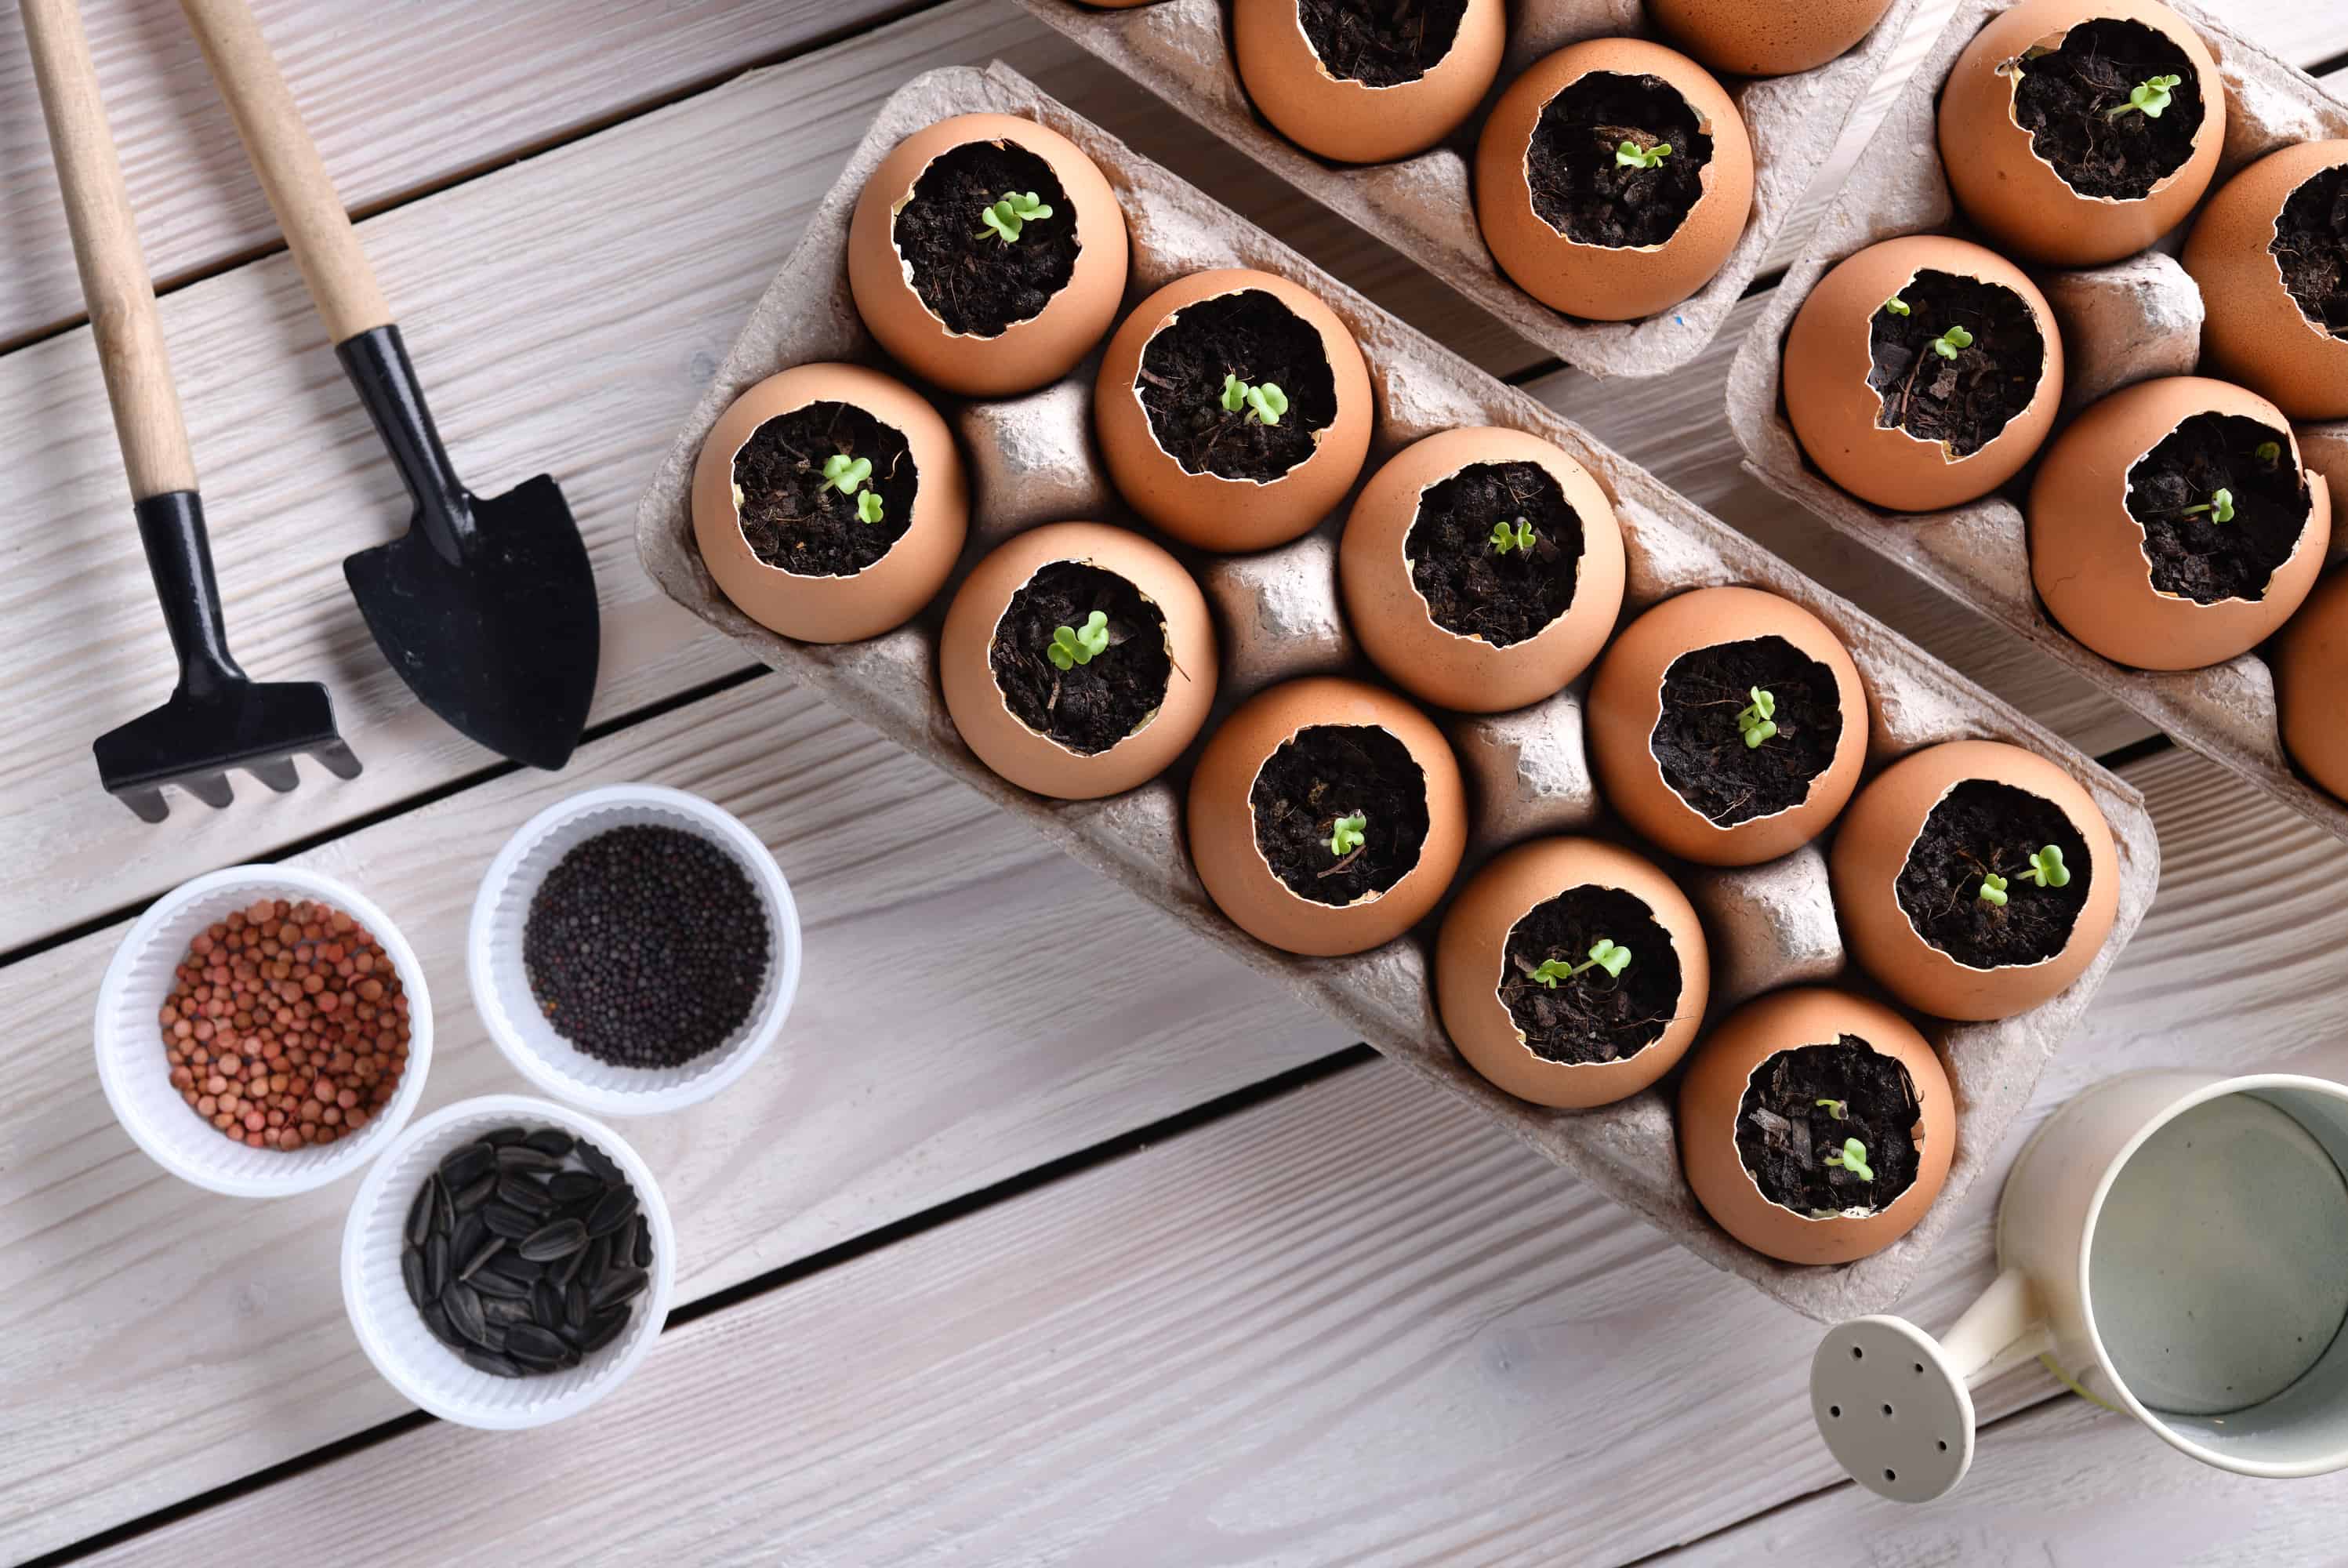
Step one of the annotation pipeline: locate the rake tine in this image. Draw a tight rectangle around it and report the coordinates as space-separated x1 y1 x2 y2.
310 739 365 780
248 756 301 793
180 771 236 810
114 786 172 824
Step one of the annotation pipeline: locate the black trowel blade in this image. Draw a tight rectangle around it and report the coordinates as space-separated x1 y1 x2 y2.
344 474 598 771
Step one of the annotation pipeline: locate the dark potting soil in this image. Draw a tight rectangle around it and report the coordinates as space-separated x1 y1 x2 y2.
1867 270 2045 458
1526 71 1712 249
1405 460 1587 648
2127 412 2313 605
1136 289 1340 483
2010 19 2204 201
1652 637 1845 828
987 561 1173 755
733 402 915 578
1499 885 1682 1065
1250 724 1431 906
524 825 770 1069
1734 1037 1924 1216
1296 0 1470 88
2274 164 2348 339
1895 779 2091 970
892 138 1080 337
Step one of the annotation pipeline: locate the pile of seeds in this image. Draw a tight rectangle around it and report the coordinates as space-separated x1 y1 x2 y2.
402 1125 654 1379
159 898 412 1150
522 824 769 1070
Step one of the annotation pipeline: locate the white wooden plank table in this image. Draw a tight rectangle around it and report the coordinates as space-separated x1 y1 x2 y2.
2 2 2344 1563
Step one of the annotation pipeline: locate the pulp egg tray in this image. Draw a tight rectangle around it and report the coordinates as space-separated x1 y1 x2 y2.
1012 0 1922 379
636 64 2157 1320
1729 0 2348 846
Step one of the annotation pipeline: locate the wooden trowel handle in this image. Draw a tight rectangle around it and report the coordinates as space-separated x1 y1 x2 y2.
21 0 198 499
178 0 391 344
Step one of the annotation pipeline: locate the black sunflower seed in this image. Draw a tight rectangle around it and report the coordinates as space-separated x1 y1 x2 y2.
576 1139 620 1185
484 1294 534 1326
482 1125 528 1146
451 1212 487 1261
401 1247 426 1310
438 1142 495 1189
548 1171 604 1204
497 1174 554 1214
585 1234 614 1286
579 1307 630 1353
423 1231 450 1298
506 1323 570 1368
459 1236 506 1282
564 1278 588 1332
519 1218 587 1261
454 1173 498 1212
442 1281 492 1348
633 1222 653 1269
482 1203 538 1240
496 1144 561 1172
555 1240 589 1290
422 1301 463 1350
486 1247 541 1282
463 1348 524 1378
586 1185 637 1238
533 1278 564 1327
431 1174 455 1236
590 1266 648 1312
524 1127 576 1157
405 1182 434 1249
470 1265 532 1301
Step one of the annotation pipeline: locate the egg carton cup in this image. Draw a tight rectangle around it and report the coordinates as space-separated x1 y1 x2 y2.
1727 0 2348 847
468 785 803 1117
635 64 2158 1322
95 865 434 1198
342 1094 677 1428
1011 0 1920 378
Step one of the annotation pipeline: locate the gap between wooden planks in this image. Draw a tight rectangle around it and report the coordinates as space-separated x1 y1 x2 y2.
71 742 2348 1568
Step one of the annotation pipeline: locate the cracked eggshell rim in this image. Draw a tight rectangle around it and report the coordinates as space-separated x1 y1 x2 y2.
1232 0 1507 165
2277 568 2348 805
847 112 1130 396
2183 140 2348 423
939 521 1220 799
1186 676 1468 956
1678 987 1955 1266
1827 739 2118 1022
1782 234 2064 513
1435 837 1709 1109
1472 37 1754 322
1936 0 2222 267
1094 268 1374 551
1587 586 1867 866
2028 376 2330 671
1340 426 1626 714
1647 0 1900 77
690 363 967 644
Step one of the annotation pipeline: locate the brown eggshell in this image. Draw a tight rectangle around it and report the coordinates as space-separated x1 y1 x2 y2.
939 523 1220 800
1473 38 1754 321
1339 427 1627 713
1829 740 2119 1021
847 114 1129 397
690 363 967 644
1095 269 1374 552
1936 0 2222 267
1587 586 1867 866
1187 677 1468 956
2277 569 2348 805
2029 376 2331 670
1647 0 1897 76
1783 234 2064 512
1436 837 1710 1109
1233 0 1506 165
1678 988 1954 1265
2183 141 2348 423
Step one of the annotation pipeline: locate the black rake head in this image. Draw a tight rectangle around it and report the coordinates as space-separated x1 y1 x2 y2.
93 677 362 823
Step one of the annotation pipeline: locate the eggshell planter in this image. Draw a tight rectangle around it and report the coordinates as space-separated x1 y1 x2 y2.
1436 837 1709 1109
2277 570 2348 803
1015 0 1922 378
1232 0 1507 165
1728 0 2348 848
1648 0 1900 78
1338 426 1625 713
637 65 2157 1322
1936 0 2223 267
2183 140 2348 422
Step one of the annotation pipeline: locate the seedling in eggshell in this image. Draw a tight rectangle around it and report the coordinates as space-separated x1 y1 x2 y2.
1930 325 1975 361
1824 1137 1874 1181
1816 1098 1848 1121
1490 517 1537 555
1976 872 2009 907
855 490 885 524
822 453 873 495
1530 938 1632 988
2106 74 2182 120
1882 295 1912 318
2023 844 2070 888
1047 611 1110 671
1220 374 1287 427
1615 140 1672 169
2255 441 2284 466
1737 687 1777 750
977 191 1053 243
1328 811 1367 858
2181 487 2236 523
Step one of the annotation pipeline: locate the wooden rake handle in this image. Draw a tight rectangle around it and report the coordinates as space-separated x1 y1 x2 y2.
178 0 391 344
21 0 198 499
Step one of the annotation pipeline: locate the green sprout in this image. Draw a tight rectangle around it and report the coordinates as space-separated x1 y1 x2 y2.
1220 372 1249 414
2106 74 2183 120
1883 294 1912 318
1824 1137 1874 1181
821 453 873 495
855 489 885 524
1530 938 1632 988
1047 610 1110 671
1328 811 1367 858
2023 844 2070 888
1977 872 2009 908
2181 487 2236 523
1219 375 1289 426
1615 140 1673 169
1816 1098 1848 1120
1490 517 1537 555
1931 324 1976 361
1737 686 1778 750
977 190 1053 242
2255 440 2284 465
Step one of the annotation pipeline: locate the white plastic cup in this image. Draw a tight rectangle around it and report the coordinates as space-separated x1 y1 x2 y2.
468 784 800 1116
95 866 434 1197
342 1094 677 1428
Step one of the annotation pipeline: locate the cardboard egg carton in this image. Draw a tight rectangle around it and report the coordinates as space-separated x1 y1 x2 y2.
1728 0 2348 845
636 65 2157 1321
1011 0 1922 378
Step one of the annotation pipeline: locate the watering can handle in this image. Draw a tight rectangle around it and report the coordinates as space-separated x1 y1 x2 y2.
178 0 393 345
21 0 199 500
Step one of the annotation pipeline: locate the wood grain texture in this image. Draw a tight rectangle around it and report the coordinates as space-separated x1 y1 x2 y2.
83 744 2348 1568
